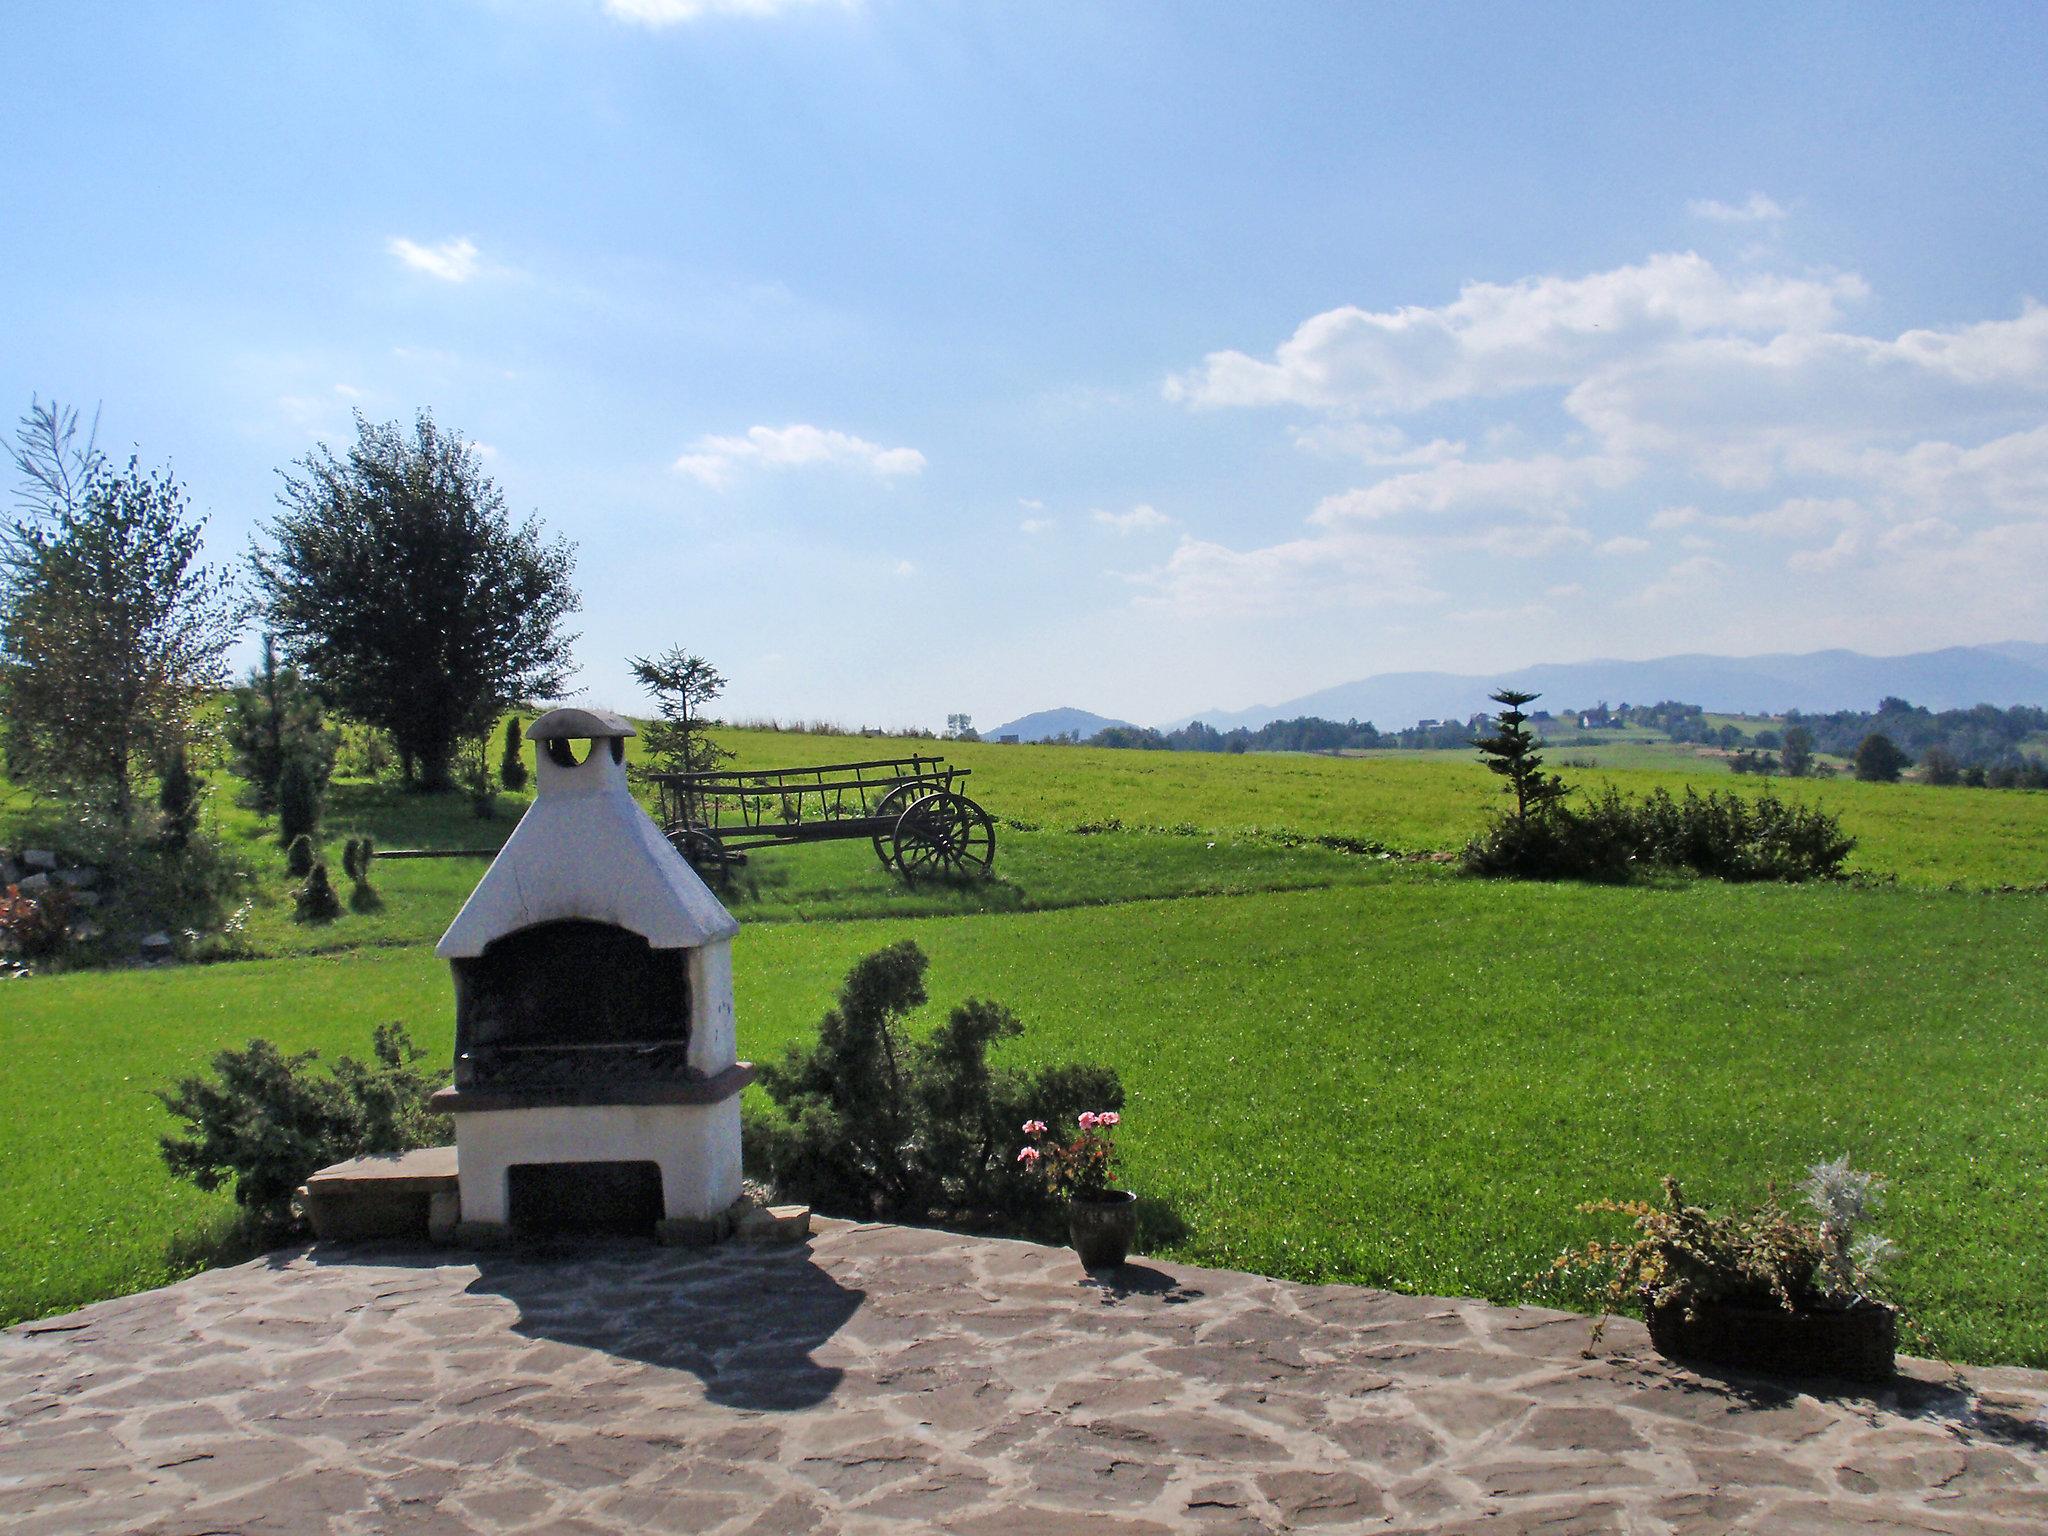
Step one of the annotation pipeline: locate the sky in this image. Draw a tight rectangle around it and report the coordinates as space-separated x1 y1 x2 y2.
4 2 2045 730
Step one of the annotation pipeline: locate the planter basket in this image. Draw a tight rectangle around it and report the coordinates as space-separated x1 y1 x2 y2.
1067 1191 1138 1269
1646 1295 1897 1383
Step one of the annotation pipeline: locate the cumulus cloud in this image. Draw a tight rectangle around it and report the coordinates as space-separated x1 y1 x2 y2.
387 236 481 283
1164 252 1861 412
1141 251 2047 632
1688 193 1789 224
1093 504 1173 534
673 423 926 488
605 0 850 23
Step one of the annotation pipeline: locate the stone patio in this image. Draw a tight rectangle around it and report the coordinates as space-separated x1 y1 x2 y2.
4 1220 2046 1534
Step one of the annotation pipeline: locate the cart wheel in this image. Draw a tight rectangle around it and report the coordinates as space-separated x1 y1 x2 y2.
668 823 730 883
870 780 937 868
892 791 996 881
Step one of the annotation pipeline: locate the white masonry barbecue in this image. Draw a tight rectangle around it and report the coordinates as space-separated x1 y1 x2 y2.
429 707 753 1241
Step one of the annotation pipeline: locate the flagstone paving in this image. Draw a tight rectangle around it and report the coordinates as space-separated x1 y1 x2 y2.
4 1218 2046 1533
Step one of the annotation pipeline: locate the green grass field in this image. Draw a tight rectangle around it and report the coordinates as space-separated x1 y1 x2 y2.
6 878 2044 1364
3 723 2045 1365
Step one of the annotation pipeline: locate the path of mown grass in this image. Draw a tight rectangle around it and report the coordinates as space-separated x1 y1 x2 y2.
7 876 2044 1367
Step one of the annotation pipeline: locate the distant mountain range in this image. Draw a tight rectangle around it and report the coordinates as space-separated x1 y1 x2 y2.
984 706 1138 742
1105 643 2048 736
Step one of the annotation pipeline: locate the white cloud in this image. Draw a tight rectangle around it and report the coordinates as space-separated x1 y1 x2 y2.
604 0 850 23
1132 530 1441 617
1311 454 1633 529
1165 252 1861 412
1688 193 1789 224
673 423 926 488
1649 505 1700 530
387 236 481 283
1598 536 1652 556
892 559 916 577
1291 422 1466 466
1018 517 1054 536
1629 554 1728 606
1545 582 1587 599
1093 504 1173 534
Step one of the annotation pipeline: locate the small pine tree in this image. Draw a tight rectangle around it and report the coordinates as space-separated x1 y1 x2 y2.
285 832 316 878
277 753 324 849
1474 688 1569 824
294 861 342 922
157 741 202 853
628 647 734 779
225 636 334 812
498 715 529 792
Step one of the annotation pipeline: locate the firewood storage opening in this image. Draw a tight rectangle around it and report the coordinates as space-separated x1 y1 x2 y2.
507 1160 665 1236
452 919 692 1091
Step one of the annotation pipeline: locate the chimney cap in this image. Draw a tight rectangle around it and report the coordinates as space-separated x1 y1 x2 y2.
527 707 637 742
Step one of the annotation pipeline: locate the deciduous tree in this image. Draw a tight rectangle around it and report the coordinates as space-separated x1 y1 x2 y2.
253 412 578 792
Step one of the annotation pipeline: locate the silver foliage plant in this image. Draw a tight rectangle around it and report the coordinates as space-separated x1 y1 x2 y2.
1801 1154 1898 1301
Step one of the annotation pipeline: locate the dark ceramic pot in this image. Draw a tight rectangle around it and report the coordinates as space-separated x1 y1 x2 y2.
1645 1294 1897 1382
1067 1190 1138 1269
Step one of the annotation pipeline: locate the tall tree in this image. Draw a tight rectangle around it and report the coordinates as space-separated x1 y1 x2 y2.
1473 688 1568 825
628 647 733 778
1 457 241 825
253 412 579 791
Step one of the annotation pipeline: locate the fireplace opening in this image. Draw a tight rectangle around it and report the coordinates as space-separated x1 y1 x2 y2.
507 1161 664 1236
452 918 691 1089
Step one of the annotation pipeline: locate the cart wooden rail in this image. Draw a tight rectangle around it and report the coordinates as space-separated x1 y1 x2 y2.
647 754 996 881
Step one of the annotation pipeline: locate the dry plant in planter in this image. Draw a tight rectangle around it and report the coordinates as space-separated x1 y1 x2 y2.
1551 1156 1900 1382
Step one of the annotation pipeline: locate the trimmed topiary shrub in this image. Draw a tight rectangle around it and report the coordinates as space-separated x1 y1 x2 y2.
156 1023 448 1232
294 861 342 922
285 832 316 878
499 716 529 792
746 940 1121 1221
277 752 325 849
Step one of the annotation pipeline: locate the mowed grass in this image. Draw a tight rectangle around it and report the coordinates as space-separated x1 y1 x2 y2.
6 876 2045 1366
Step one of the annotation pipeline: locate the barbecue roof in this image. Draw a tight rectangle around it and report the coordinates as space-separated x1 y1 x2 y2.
438 708 736 958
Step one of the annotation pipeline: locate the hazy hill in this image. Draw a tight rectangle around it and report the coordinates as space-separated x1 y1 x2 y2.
985 706 1138 742
1162 643 2048 734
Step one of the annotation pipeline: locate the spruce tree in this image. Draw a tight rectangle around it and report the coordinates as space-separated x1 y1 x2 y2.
1474 689 1568 824
498 715 529 791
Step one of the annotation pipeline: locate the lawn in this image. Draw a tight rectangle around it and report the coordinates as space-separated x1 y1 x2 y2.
6 876 2045 1367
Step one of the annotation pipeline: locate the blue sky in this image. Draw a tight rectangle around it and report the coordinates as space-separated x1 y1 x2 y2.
5 2 2045 729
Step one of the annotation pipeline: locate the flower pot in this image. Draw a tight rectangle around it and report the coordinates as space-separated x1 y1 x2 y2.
1067 1191 1138 1269
1645 1294 1897 1383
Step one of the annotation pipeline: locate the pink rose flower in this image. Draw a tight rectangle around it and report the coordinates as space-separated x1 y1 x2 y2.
1098 1111 1120 1126
1016 1146 1040 1165
1022 1120 1047 1136
1078 1112 1100 1130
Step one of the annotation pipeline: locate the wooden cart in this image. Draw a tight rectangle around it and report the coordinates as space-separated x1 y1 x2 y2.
648 754 997 881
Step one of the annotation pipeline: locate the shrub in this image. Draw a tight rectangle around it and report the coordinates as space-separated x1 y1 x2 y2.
746 940 1122 1220
294 861 341 922
341 836 380 911
156 1023 449 1231
277 753 325 848
285 832 316 878
156 742 201 853
499 716 529 792
1464 785 1853 883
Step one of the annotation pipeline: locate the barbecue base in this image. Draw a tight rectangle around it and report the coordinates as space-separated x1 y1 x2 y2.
442 1085 748 1235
